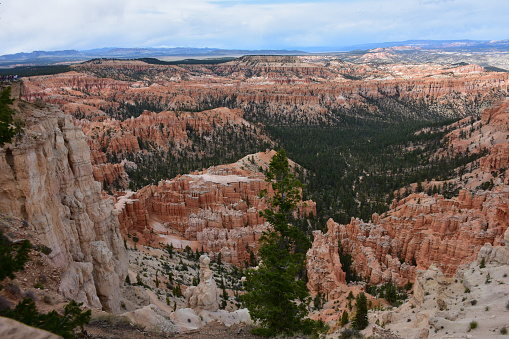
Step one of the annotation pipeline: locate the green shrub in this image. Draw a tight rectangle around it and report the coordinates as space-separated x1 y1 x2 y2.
39 245 52 255
469 321 478 330
339 328 363 339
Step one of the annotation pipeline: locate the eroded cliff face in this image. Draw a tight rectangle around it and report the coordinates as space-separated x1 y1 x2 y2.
0 99 127 313
368 228 509 339
22 58 509 126
307 98 509 297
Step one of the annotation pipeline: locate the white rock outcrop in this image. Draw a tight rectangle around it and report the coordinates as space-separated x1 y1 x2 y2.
184 254 219 311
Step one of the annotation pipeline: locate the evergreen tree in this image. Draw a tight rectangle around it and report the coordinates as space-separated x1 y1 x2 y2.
480 257 486 269
242 149 319 337
352 292 368 330
0 87 20 146
340 310 349 327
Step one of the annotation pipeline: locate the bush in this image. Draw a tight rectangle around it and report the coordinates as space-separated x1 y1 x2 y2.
42 294 53 304
339 328 363 339
469 321 478 330
23 290 38 301
39 245 52 255
4 282 21 296
470 299 477 306
0 296 11 311
500 327 508 335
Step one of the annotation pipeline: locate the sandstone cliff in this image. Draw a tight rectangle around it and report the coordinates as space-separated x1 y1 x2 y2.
0 98 127 313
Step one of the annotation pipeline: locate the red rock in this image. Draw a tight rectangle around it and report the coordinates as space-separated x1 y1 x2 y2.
115 151 316 265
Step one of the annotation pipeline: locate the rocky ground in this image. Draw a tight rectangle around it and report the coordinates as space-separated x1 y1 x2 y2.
0 214 68 314
357 235 509 338
83 321 261 339
120 239 245 313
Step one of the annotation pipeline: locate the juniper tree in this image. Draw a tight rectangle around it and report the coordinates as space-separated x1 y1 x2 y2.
242 149 320 337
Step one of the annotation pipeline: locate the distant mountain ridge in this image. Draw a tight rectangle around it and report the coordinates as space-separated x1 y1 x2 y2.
300 39 509 52
0 47 306 67
2 39 509 67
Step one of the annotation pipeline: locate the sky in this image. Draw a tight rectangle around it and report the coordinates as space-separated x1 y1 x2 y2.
0 0 508 55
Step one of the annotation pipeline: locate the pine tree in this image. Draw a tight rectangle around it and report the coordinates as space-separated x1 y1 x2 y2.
0 87 20 146
242 149 319 337
352 292 368 330
340 310 349 327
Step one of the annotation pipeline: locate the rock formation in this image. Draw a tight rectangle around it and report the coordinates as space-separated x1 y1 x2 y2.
23 58 508 127
115 150 316 265
0 317 62 339
184 255 219 311
307 98 509 297
367 229 509 338
0 97 127 313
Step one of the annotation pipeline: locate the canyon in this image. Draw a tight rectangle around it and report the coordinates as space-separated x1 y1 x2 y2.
2 54 509 337
307 97 509 293
22 57 509 126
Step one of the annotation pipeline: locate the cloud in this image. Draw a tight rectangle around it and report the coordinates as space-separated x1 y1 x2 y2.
0 0 508 54
419 0 454 4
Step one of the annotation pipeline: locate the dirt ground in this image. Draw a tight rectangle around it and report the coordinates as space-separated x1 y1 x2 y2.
82 321 263 339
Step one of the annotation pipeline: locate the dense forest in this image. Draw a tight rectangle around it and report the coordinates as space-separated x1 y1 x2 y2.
122 123 272 190
267 117 484 227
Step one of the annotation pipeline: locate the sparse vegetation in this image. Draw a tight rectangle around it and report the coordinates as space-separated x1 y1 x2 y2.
0 230 31 290
0 298 91 339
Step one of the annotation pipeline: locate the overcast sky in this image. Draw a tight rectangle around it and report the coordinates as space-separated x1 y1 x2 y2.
0 0 508 55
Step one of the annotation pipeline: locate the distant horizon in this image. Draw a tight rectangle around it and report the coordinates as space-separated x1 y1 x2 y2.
1 0 509 55
2 38 508 57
